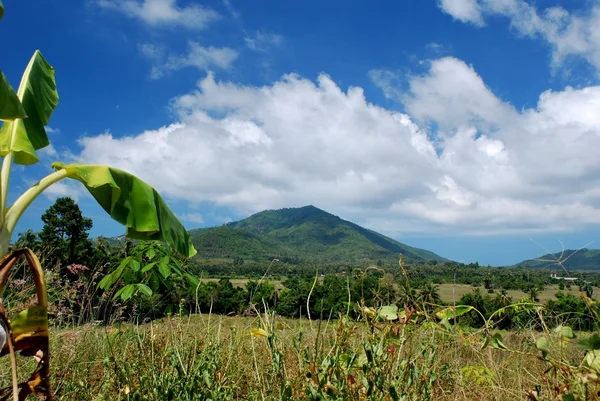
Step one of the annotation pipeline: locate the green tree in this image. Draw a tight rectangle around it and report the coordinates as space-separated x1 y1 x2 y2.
419 282 441 307
528 285 540 302
14 228 40 251
39 197 93 271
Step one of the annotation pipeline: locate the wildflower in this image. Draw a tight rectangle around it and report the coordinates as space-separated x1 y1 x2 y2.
251 327 269 338
66 264 89 275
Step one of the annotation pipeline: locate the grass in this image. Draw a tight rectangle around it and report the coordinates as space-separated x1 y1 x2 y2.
198 279 591 303
0 312 591 400
437 283 599 302
200 278 285 290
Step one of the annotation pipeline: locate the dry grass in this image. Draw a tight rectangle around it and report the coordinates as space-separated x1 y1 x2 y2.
200 278 285 290
0 313 588 400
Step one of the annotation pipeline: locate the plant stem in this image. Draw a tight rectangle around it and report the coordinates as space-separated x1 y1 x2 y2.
0 153 13 228
4 168 69 235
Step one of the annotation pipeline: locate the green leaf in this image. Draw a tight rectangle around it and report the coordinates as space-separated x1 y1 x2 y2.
482 333 508 350
536 337 550 359
185 273 200 288
584 349 600 372
578 334 600 351
146 247 156 260
436 305 475 320
159 255 171 278
136 283 152 297
0 50 58 165
377 305 398 321
554 325 575 339
141 261 157 273
149 273 160 292
98 257 130 289
118 284 136 301
129 259 141 272
171 264 183 275
51 162 196 257
0 70 25 121
0 0 4 21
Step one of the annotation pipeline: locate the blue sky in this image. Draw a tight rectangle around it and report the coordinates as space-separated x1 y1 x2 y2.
2 0 600 266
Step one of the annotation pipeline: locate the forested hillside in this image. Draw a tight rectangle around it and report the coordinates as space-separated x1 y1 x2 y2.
190 205 448 263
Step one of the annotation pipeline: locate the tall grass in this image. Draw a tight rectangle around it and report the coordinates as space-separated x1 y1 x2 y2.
0 308 590 400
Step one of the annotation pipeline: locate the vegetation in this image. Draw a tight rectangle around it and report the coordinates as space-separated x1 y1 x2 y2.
4 247 600 399
3 2 600 400
517 248 600 271
190 205 447 263
0 4 194 398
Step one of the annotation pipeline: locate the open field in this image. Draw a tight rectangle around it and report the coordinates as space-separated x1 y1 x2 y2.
0 313 591 400
199 279 594 304
437 283 600 302
201 277 285 290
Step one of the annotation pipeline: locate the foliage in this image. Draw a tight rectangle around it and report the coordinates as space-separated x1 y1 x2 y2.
98 241 200 318
39 197 93 272
518 247 600 271
190 205 447 263
0 4 195 397
0 6 195 259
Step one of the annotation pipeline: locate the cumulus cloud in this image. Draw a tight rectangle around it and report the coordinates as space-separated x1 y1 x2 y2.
96 0 220 30
41 181 86 202
402 57 517 131
438 0 484 25
72 59 600 236
139 42 238 78
368 69 403 100
437 0 600 73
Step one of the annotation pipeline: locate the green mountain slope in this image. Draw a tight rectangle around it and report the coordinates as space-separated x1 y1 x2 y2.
517 248 600 271
190 205 447 263
190 226 292 259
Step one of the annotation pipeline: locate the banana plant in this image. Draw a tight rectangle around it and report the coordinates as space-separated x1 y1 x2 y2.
0 3 196 399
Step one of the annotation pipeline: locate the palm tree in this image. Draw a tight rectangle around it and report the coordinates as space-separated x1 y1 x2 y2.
528 286 539 302
14 229 40 250
419 282 441 306
94 236 110 258
500 289 512 306
398 281 417 308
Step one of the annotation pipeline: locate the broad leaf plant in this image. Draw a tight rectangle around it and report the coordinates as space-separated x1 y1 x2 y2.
0 2 196 399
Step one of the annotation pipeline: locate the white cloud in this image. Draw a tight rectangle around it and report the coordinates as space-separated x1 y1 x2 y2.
42 181 86 202
72 59 600 236
39 144 57 158
180 213 204 224
437 0 600 74
368 69 402 100
244 31 283 52
44 126 60 134
222 0 240 19
139 42 238 78
438 0 484 25
402 57 517 131
96 0 220 30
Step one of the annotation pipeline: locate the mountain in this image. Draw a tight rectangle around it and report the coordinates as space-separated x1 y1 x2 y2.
516 248 600 271
189 205 447 263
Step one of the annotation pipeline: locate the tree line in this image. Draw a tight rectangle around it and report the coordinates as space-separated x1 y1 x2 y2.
10 197 600 332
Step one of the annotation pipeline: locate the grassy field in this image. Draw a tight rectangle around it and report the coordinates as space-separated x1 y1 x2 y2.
437 283 599 302
5 271 586 399
200 277 285 290
199 278 589 304
0 313 591 400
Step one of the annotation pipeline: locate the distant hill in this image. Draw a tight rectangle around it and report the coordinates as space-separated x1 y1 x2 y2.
189 205 448 263
516 248 600 271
